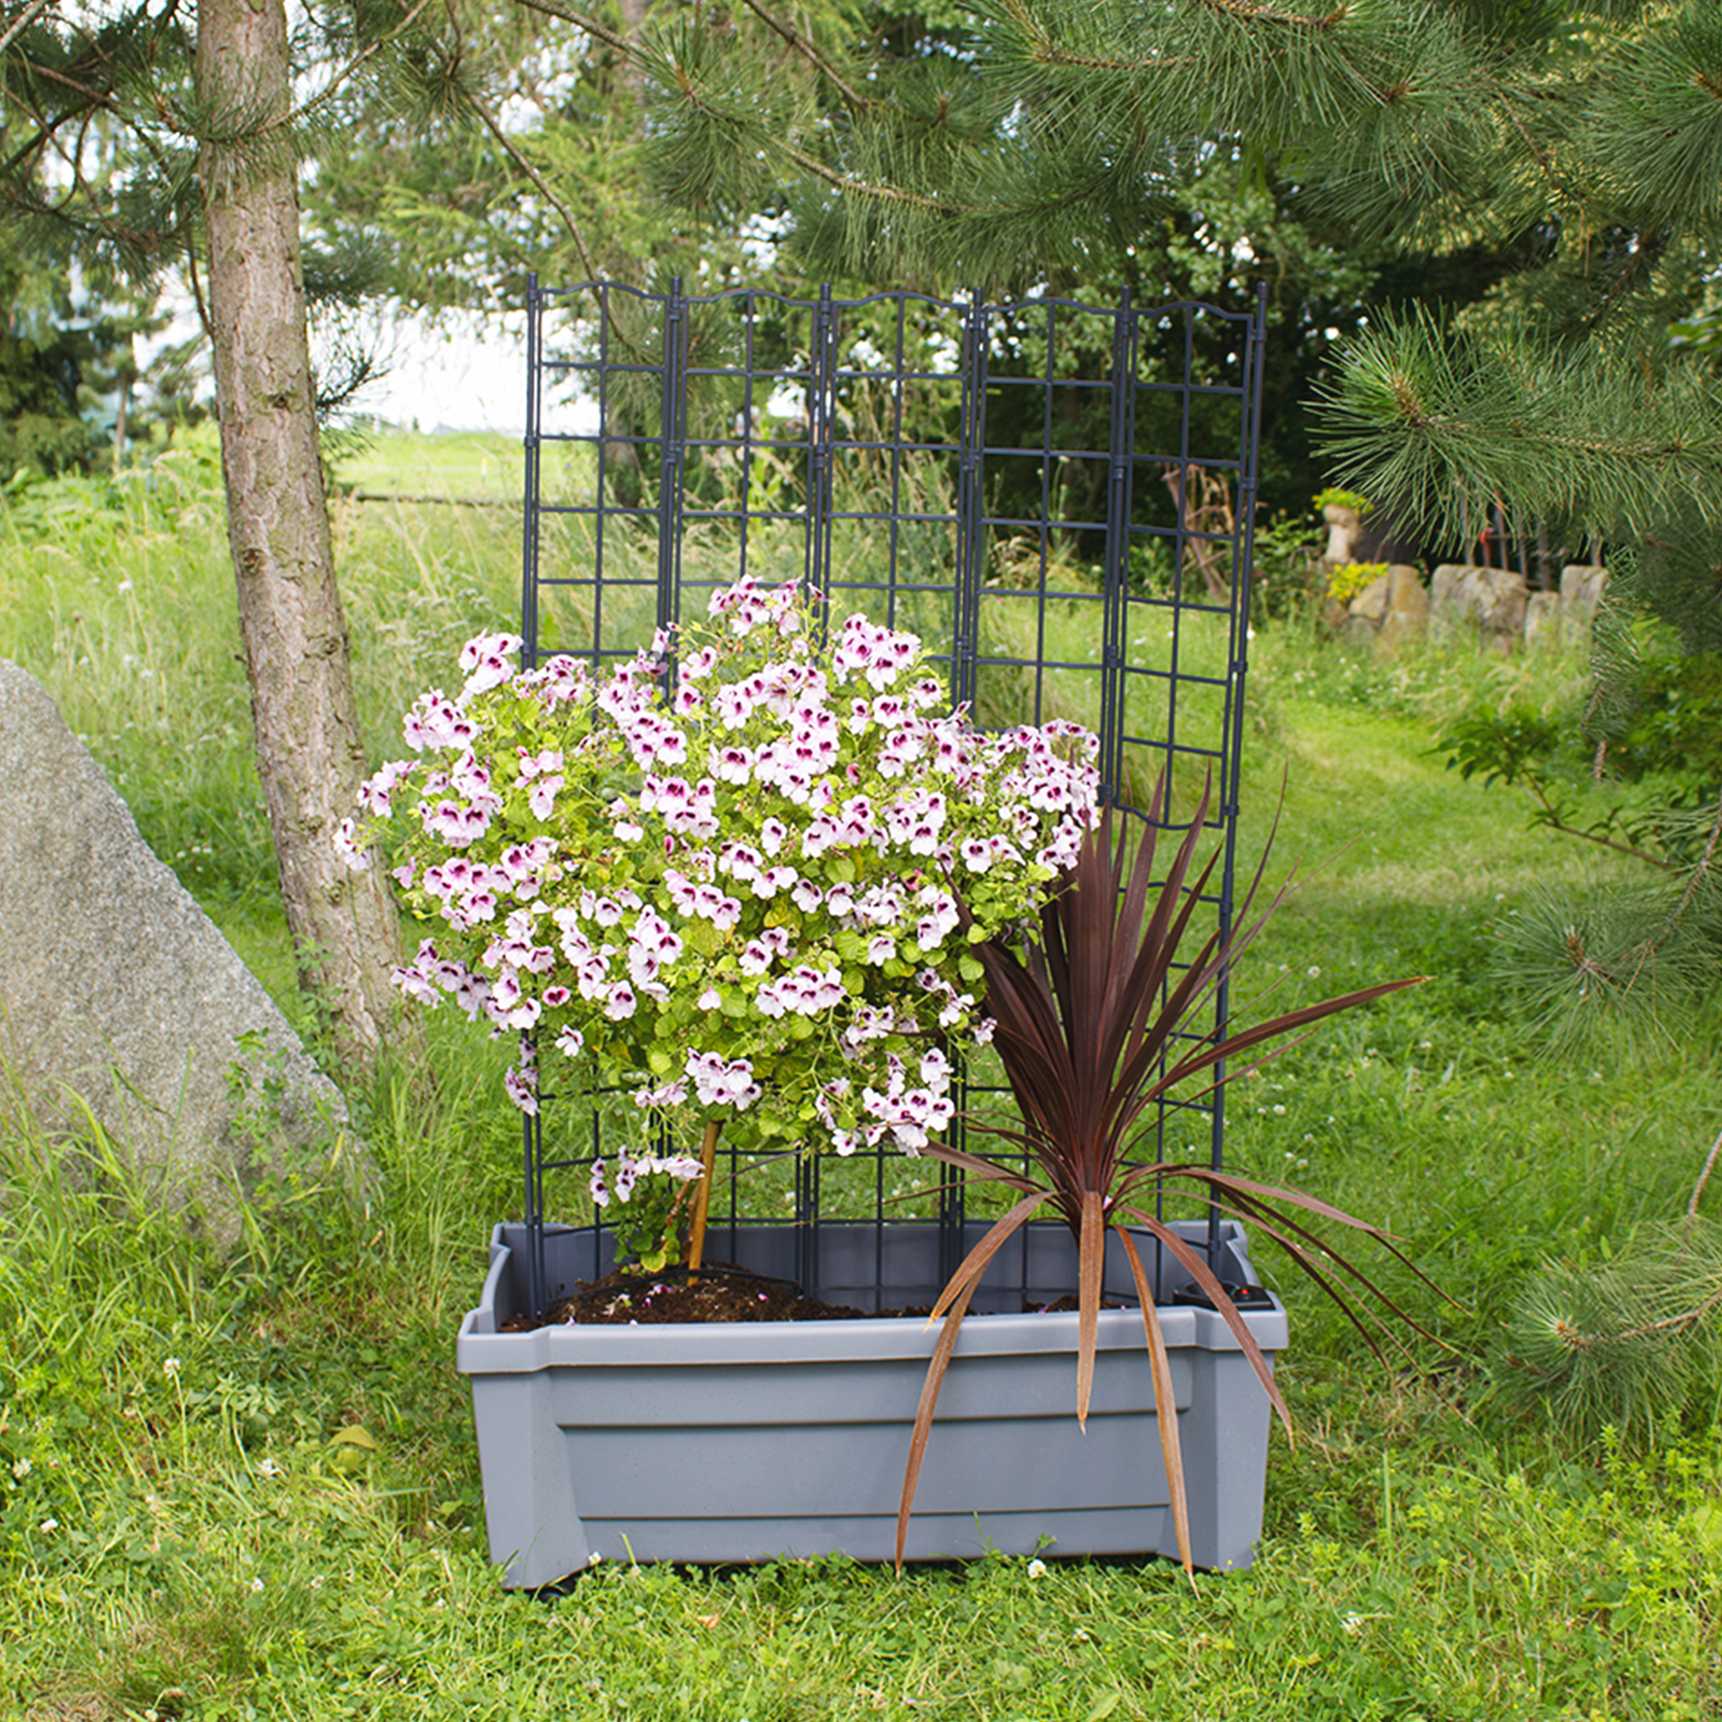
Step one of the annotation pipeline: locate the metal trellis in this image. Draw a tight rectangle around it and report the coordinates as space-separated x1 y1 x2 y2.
515 276 1268 1321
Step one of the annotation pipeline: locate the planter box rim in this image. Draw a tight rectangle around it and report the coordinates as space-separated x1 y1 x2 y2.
458 1222 1288 1374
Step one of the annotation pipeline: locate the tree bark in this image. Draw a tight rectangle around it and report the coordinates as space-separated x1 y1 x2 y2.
195 0 397 1069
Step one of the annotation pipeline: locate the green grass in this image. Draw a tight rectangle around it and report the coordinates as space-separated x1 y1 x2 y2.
1 432 1719 1719
332 429 522 499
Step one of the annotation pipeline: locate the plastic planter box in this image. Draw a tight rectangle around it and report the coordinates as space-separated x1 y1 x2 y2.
457 1218 1287 1588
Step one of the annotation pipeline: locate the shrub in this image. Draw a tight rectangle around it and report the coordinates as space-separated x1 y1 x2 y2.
1326 560 1389 604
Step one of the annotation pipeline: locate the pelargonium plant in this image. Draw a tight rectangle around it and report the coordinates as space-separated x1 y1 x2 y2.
340 575 1100 1264
589 1150 707 1271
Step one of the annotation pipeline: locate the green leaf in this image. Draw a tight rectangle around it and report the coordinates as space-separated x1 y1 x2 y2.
648 1047 673 1076
959 954 984 983
1086 1696 1122 1722
329 1424 378 1474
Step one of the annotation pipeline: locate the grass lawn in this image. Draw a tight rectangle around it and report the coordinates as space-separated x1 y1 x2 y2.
0 431 1718 1719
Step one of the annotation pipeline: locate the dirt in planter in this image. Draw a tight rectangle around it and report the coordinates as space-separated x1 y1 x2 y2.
568 1264 874 1325
1034 1294 1126 1315
500 1262 1148 1329
498 1262 930 1329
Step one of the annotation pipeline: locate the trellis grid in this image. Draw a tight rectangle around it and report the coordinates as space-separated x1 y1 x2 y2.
515 277 1269 1321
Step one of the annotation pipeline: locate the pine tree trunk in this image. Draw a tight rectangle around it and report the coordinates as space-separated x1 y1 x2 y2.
195 0 397 1069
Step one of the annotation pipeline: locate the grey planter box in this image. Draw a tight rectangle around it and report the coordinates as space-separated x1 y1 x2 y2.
457 1218 1287 1588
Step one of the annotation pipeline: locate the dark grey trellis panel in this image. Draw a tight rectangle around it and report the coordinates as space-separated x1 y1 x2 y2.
514 277 1268 1321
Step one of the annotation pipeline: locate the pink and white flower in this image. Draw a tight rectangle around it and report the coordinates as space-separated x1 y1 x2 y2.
354 574 1099 1163
459 632 522 700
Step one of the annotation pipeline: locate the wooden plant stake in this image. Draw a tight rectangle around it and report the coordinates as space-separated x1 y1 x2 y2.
686 1118 722 1282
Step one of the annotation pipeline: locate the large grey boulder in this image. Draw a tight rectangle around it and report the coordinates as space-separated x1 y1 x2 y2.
0 660 359 1241
1347 573 1392 624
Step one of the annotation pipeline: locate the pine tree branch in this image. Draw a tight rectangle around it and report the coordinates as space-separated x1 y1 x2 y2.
0 176 171 256
1555 1282 1722 1349
1194 0 1348 27
15 54 120 114
459 78 600 280
0 0 52 60
737 0 872 111
778 138 963 214
1493 84 1575 211
279 0 437 133
44 97 95 206
1580 232 1670 334
1617 784 1722 987
183 235 212 339
1524 777 1679 872
0 119 57 179
6 43 201 271
0 78 108 178
505 0 635 58
666 54 969 216
1690 1126 1722 1225
1532 425 1708 464
1673 789 1722 921
998 0 1196 74
1323 303 1722 546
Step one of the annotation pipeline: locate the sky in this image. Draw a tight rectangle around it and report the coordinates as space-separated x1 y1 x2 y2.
351 308 540 435
143 293 578 437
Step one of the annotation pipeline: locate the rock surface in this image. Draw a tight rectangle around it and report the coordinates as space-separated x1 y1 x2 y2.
1385 564 1428 617
1523 590 1562 649
1324 561 1606 654
1334 563 1429 654
1560 564 1610 634
0 660 359 1240
1429 565 1528 651
1348 574 1392 624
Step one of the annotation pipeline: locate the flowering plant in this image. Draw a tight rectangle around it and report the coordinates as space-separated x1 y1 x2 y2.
341 576 1099 1260
1325 559 1389 604
589 1151 707 1271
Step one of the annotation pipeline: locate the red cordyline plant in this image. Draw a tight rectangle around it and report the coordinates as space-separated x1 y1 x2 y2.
897 777 1447 1574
